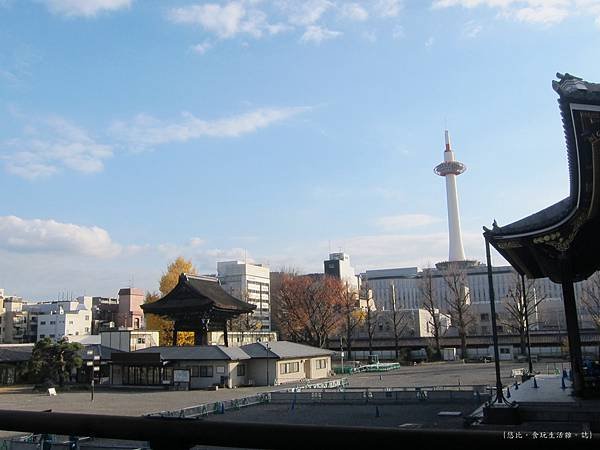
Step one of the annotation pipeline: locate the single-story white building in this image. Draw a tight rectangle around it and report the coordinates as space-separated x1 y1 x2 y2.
109 341 333 389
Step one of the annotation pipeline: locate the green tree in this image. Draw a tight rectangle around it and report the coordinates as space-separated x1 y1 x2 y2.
28 338 83 387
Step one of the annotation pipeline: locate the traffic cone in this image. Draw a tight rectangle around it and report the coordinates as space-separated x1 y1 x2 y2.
506 386 511 398
533 377 538 389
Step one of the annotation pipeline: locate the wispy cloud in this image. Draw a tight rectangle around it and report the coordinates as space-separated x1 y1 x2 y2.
110 106 310 151
462 20 483 38
300 25 342 44
38 0 133 18
375 214 442 231
0 215 121 258
190 40 213 55
432 0 600 27
168 1 287 39
1 116 112 179
340 3 369 21
373 0 404 18
425 36 435 47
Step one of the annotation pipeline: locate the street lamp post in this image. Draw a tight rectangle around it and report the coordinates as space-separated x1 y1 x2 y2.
265 342 270 386
521 274 534 375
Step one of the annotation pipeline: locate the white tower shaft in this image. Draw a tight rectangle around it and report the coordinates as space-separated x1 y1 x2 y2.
434 130 467 262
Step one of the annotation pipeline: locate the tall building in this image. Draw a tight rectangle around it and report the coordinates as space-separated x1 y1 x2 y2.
217 261 271 331
324 252 359 291
117 288 144 329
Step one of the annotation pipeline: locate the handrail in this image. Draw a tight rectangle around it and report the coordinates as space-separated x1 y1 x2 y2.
0 409 582 450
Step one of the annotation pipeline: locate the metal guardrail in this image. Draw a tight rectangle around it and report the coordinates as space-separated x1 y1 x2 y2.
145 378 350 418
4 410 592 450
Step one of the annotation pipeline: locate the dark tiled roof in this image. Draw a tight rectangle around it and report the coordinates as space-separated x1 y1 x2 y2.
141 274 255 315
0 344 34 363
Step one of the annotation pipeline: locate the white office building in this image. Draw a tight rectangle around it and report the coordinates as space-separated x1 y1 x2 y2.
24 296 93 341
217 261 271 331
324 252 359 291
363 265 594 330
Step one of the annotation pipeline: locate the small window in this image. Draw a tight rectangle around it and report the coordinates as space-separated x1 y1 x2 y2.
199 366 213 377
137 337 146 344
480 313 490 322
40 321 46 325
84 327 89 332
85 315 90 320
316 359 327 370
50 321 56 325
190 366 199 377
237 364 246 376
69 321 74 325
40 334 45 338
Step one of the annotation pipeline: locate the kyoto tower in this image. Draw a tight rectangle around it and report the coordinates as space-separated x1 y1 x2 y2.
434 130 467 263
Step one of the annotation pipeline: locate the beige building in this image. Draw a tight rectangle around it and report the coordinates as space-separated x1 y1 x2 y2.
109 341 333 389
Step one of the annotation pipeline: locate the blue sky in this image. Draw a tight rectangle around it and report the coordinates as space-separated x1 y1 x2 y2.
1 0 599 299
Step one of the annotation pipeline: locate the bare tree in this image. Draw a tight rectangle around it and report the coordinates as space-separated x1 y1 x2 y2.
275 274 343 348
443 265 474 359
390 285 409 360
361 280 378 356
338 282 362 360
500 274 547 356
419 268 444 360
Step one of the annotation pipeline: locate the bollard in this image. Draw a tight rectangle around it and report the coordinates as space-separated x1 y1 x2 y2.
514 380 519 390
506 386 511 398
379 374 382 381
220 402 225 414
375 406 381 418
561 377 566 390
533 377 538 389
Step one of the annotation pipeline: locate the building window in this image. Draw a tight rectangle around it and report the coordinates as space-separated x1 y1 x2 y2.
49 334 55 338
40 321 46 325
199 366 213 377
480 313 490 322
69 321 74 325
40 334 45 338
84 327 89 333
85 315 90 320
316 359 327 370
280 362 300 374
190 366 199 377
237 364 246 376
500 348 511 354
137 337 146 344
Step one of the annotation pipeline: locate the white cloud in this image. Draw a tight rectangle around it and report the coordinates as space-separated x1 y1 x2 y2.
0 215 121 258
425 36 435 47
39 0 132 17
462 20 483 37
191 40 213 55
375 214 442 231
341 3 369 21
432 0 600 27
373 0 404 17
280 0 334 26
168 1 286 39
110 106 310 150
300 25 342 44
1 116 112 179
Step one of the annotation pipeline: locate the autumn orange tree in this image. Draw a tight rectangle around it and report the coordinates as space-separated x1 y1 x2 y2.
275 274 344 348
145 256 197 346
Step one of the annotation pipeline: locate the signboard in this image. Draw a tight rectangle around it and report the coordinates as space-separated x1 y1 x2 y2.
86 361 93 367
48 388 57 396
93 355 101 361
216 366 225 374
93 366 100 372
174 369 190 383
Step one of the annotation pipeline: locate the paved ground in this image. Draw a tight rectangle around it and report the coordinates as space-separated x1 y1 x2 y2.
0 360 568 418
345 360 570 389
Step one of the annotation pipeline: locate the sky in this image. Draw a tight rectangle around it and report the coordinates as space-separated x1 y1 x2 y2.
1 0 599 300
